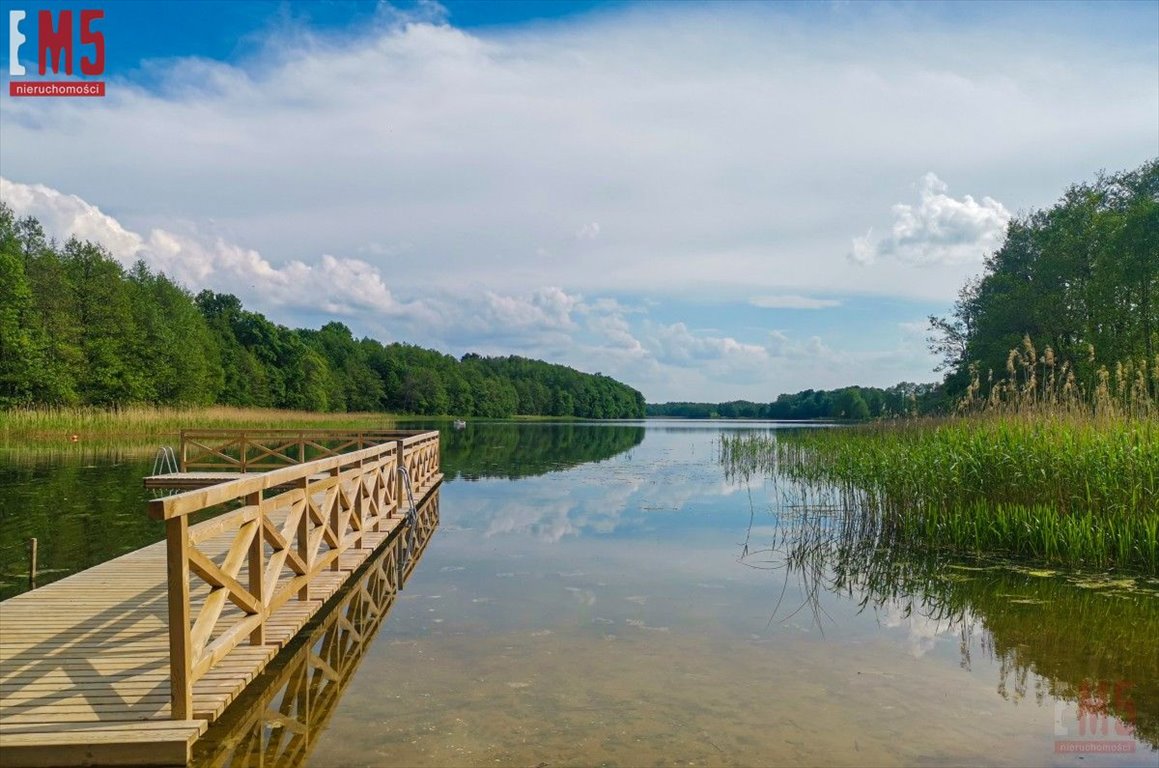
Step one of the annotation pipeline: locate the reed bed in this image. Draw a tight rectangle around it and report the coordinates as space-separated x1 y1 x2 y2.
723 413 1159 574
0 405 398 450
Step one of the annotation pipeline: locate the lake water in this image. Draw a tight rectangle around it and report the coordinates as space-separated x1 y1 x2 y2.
2 421 1156 766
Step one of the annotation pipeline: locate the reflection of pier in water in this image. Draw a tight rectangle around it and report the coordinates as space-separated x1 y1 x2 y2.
193 489 439 768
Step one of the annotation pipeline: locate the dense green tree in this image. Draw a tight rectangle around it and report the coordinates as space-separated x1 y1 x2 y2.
197 291 269 407
648 381 939 421
832 388 870 420
17 217 85 404
128 263 222 404
930 159 1159 400
0 215 39 406
300 322 383 411
62 239 146 404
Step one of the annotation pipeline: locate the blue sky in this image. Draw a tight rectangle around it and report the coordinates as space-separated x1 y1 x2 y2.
1 1 636 83
1 1 1156 401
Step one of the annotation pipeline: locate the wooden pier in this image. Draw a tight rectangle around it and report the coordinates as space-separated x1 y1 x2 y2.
0 430 442 767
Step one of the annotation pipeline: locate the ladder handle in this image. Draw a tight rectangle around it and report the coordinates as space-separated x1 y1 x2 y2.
396 467 420 572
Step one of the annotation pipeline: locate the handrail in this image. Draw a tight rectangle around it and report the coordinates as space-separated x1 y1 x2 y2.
151 430 442 720
178 429 417 472
153 442 390 520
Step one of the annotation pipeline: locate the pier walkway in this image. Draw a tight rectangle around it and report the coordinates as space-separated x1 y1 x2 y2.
0 430 442 767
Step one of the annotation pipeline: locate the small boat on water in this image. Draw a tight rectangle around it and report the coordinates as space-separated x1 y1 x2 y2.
453 419 467 430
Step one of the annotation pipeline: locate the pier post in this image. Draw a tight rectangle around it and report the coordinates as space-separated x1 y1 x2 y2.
247 490 265 645
297 477 310 600
329 467 341 572
28 538 37 590
165 516 193 720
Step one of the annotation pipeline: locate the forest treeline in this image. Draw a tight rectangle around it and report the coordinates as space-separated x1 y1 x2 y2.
3 160 1150 420
929 158 1157 402
0 205 646 418
647 381 941 421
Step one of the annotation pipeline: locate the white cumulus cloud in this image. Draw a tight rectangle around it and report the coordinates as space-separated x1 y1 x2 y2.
0 178 145 258
1 176 399 316
651 322 768 365
850 173 1011 266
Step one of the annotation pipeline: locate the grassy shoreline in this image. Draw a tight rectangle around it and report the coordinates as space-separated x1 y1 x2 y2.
0 405 401 448
723 413 1159 574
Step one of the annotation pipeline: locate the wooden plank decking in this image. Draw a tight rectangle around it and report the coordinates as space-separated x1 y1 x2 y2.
0 429 443 767
144 472 247 490
0 517 409 766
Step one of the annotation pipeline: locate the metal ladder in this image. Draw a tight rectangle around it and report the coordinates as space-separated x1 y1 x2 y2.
396 466 419 582
152 446 178 476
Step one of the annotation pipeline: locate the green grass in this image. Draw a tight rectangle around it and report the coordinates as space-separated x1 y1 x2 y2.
0 405 400 455
723 414 1159 574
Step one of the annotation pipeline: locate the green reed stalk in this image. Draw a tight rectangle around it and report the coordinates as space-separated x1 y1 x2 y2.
722 411 1159 574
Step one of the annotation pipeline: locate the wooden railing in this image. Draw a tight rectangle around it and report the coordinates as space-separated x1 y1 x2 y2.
179 429 415 472
196 489 439 768
149 430 442 720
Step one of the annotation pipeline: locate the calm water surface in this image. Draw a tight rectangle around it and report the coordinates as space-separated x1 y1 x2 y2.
2 421 1156 767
